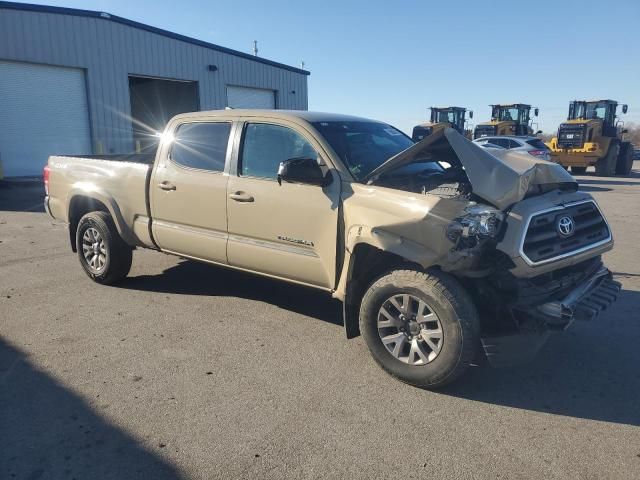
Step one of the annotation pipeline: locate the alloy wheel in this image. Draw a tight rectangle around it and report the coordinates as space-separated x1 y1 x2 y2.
82 227 107 273
377 294 443 365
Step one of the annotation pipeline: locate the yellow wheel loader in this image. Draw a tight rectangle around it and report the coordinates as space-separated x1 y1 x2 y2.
547 100 633 176
412 107 473 141
473 104 539 139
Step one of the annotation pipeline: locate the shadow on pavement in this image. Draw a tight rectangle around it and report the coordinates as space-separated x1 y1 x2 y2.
0 338 184 479
0 180 45 213
442 288 640 427
579 178 639 187
578 185 612 193
123 261 640 426
121 260 343 327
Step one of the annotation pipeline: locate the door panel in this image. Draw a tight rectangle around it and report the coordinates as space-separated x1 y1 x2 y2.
150 121 232 263
226 122 340 288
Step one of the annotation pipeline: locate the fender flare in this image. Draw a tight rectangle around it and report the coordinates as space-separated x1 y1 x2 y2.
334 225 442 338
66 186 137 247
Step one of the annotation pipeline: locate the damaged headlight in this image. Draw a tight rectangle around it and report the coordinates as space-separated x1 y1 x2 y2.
447 204 505 246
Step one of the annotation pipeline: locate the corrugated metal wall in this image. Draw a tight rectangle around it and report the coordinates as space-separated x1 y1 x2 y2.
0 6 309 154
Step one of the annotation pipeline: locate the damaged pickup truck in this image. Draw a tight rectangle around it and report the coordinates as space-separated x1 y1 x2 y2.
45 110 620 388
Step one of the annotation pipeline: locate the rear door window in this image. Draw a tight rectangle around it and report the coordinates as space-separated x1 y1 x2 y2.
526 139 549 150
507 139 522 149
171 122 231 172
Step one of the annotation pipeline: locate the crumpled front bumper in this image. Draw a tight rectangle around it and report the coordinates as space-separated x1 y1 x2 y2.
535 267 620 328
481 267 621 367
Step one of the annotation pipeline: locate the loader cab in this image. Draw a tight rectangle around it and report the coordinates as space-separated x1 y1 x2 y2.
412 106 471 141
430 107 467 133
491 104 532 126
474 103 537 139
568 100 620 137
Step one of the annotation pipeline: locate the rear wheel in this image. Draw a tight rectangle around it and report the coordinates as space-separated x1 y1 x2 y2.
76 211 132 285
571 166 587 175
616 142 634 175
595 142 619 177
359 268 479 389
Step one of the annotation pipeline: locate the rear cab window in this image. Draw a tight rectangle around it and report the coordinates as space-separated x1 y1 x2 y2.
170 122 231 172
489 138 509 149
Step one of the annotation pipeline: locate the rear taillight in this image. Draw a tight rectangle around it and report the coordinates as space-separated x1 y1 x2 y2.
528 150 547 157
43 165 50 195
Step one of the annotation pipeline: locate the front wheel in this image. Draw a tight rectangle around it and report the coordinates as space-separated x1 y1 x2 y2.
76 211 132 285
616 142 634 175
595 142 619 177
359 269 479 389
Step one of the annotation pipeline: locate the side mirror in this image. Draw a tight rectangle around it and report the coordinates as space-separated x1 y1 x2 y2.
469 110 474 119
534 108 539 117
277 157 331 187
536 130 543 135
622 129 628 134
622 104 628 114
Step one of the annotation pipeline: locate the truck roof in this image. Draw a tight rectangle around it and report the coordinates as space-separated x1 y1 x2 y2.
172 109 378 124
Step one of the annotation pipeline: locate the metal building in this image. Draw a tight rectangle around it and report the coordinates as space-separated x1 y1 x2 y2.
0 1 310 176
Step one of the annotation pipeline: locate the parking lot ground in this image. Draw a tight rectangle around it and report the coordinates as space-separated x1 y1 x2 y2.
1 166 640 480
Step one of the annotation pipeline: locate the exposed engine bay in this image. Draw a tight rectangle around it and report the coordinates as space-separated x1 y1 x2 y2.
373 162 472 199
365 127 577 211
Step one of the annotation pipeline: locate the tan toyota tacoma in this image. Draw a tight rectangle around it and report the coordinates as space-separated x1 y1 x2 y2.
45 110 620 388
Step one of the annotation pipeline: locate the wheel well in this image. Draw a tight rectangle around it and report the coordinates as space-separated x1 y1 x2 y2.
68 196 109 252
343 243 421 338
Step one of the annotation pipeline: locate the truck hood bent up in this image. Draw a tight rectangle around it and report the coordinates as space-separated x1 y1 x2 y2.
365 128 577 210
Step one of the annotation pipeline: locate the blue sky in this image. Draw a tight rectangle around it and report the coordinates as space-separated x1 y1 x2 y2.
18 0 640 134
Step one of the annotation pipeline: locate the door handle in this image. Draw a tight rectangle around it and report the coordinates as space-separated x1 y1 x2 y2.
229 191 254 202
158 181 177 191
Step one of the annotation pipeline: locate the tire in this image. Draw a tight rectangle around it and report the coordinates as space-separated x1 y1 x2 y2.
571 166 587 175
76 211 132 285
359 268 480 389
615 142 634 175
595 142 619 177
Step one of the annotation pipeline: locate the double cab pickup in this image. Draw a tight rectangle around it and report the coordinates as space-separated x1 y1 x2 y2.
45 110 620 387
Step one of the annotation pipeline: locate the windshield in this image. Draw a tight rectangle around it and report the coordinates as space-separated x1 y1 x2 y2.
312 121 414 180
574 102 607 120
437 111 456 123
495 107 529 123
431 109 464 128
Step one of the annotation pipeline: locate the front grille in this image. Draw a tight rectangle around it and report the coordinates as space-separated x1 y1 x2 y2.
474 125 496 138
522 201 610 264
557 124 585 148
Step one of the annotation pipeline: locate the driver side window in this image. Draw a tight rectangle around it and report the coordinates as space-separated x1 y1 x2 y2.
240 123 318 180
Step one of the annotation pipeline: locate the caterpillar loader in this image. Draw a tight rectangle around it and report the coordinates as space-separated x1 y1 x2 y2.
412 107 473 141
547 100 633 176
473 104 539 139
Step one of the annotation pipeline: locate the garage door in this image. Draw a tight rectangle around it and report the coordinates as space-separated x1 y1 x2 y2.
226 85 275 109
0 61 92 177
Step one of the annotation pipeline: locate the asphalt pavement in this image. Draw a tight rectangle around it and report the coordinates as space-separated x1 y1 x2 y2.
1 167 640 479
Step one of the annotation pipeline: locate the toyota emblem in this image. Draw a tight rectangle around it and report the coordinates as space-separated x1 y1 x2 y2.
557 215 575 237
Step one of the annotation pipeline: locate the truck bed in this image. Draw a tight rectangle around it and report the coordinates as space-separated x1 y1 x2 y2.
64 153 156 164
46 154 154 248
